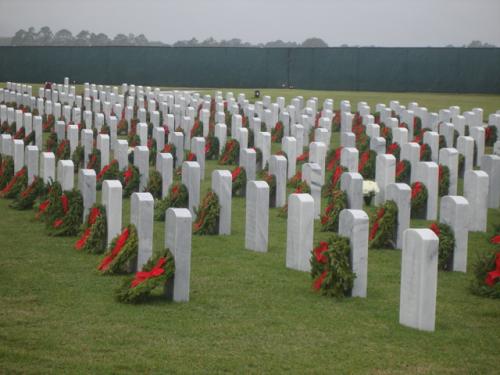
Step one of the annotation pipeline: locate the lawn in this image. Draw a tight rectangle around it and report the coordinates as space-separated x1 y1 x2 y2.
0 87 500 374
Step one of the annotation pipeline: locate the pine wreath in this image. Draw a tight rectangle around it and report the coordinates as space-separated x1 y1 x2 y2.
310 234 355 298
75 204 107 254
395 160 411 184
271 121 284 143
411 181 428 217
380 125 393 145
45 132 58 153
470 235 500 298
358 150 376 179
438 164 450 197
205 134 220 160
154 182 189 221
219 139 240 165
259 171 276 207
324 165 347 197
190 120 203 138
185 151 197 162
98 224 138 275
429 222 455 271
55 139 70 161
369 200 398 249
254 147 263 169
23 130 35 146
0 167 28 199
231 166 247 196
10 176 46 210
386 142 400 160
115 248 175 303
420 143 432 161
48 189 84 237
288 171 303 188
145 169 162 199
96 160 120 190
148 138 157 165
321 189 347 232
0 156 14 190
485 125 497 147
86 148 101 174
296 150 309 168
326 147 342 172
13 126 25 140
71 145 85 171
193 191 221 235
121 164 141 198
161 143 177 166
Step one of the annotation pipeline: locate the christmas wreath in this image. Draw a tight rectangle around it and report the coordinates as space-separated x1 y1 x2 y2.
75 204 107 254
0 167 27 199
278 181 310 218
55 139 70 161
429 222 455 271
411 181 428 217
13 126 25 140
369 200 398 249
191 120 203 138
380 125 393 145
260 171 277 207
48 189 84 237
185 151 197 162
470 234 500 298
23 131 35 146
288 171 303 188
438 164 450 197
117 118 128 135
0 156 15 190
386 142 400 160
395 160 411 184
205 134 220 160
420 143 432 161
45 132 58 153
310 234 355 298
154 182 189 221
321 189 347 232
148 138 157 165
231 166 247 196
271 121 284 143
254 147 263 169
326 147 343 172
121 164 141 198
71 145 85 171
219 139 240 165
96 160 120 190
115 248 175 303
485 125 498 147
10 176 45 210
296 150 309 168
358 150 376 180
324 165 347 197
193 191 221 235
98 224 138 275
145 169 162 199
86 149 101 174
161 143 177 166
42 114 55 132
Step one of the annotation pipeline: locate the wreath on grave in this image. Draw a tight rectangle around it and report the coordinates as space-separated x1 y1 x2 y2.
332 111 341 131
358 150 377 180
71 145 85 171
458 154 465 176
42 114 55 132
154 182 189 221
386 142 400 160
86 149 101 174
191 120 203 138
326 147 342 172
278 181 310 218
271 121 284 143
148 138 157 165
161 143 177 165
55 139 70 161
185 151 197 162
410 181 428 216
219 139 240 165
321 189 347 232
429 222 455 271
324 165 347 197
75 204 107 254
128 134 141 148
0 120 9 134
254 147 263 169
296 150 309 168
438 164 450 197
0 167 27 199
453 129 460 148
470 234 500 299
310 234 355 298
13 126 25 140
98 224 138 275
120 164 141 198
23 131 35 146
205 134 220 160
369 200 398 249
193 191 221 235
144 169 162 199
288 171 303 188
10 176 45 210
420 143 432 161
0 156 14 190
46 188 83 237
260 171 277 207
115 248 175 303
45 132 58 153
96 160 120 190
231 166 247 196
356 133 370 153
117 118 128 135
395 160 411 184
439 134 447 149
380 125 393 145
485 125 498 147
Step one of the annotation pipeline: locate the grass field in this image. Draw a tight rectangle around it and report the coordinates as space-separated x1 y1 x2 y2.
1 87 500 374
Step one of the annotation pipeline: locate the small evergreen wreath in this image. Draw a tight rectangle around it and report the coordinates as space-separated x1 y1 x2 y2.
310 234 355 298
162 143 177 166
324 165 347 197
145 169 162 199
411 181 428 216
154 182 189 221
321 189 347 232
121 164 141 198
115 248 175 303
71 145 85 171
369 200 398 249
13 126 25 140
0 156 14 190
429 222 455 271
358 150 377 180
10 176 46 210
438 164 450 197
45 132 58 153
386 142 400 160
296 150 309 168
55 139 71 161
86 149 101 174
485 125 498 147
0 167 28 199
190 120 203 138
98 224 138 275
231 166 247 196
420 143 432 161
193 191 221 235
288 171 303 188
219 139 240 165
75 204 107 254
48 189 84 237
470 234 500 298
271 121 284 143
395 160 411 184
205 134 220 160
96 160 120 190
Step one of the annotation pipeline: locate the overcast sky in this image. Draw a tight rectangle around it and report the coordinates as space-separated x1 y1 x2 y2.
1 0 499 46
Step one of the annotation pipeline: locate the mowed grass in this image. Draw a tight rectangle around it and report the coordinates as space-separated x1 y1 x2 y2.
0 86 500 374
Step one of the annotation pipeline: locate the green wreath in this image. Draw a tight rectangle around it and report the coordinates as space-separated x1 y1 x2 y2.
10 176 46 210
193 191 221 235
470 241 500 299
369 200 398 249
0 156 15 191
48 189 84 237
395 160 411 183
75 203 107 254
98 224 138 275
205 134 220 160
420 143 432 161
0 167 28 199
358 150 376 179
429 222 455 271
231 166 247 196
271 121 284 143
154 182 189 221
438 164 450 197
55 139 70 161
121 164 141 198
288 171 303 188
324 165 347 197
190 120 203 138
411 181 428 217
485 125 497 147
145 169 162 199
96 160 120 190
219 139 240 165
86 149 101 174
115 248 175 303
45 132 58 153
72 145 85 171
310 234 355 298
321 189 347 232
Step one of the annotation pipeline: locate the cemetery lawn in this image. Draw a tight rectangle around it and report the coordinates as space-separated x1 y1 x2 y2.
1 86 500 374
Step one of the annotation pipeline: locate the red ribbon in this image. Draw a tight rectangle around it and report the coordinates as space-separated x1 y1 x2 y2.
420 144 427 159
61 194 69 214
396 161 406 178
123 167 133 184
130 258 167 288
369 208 386 241
98 227 130 271
36 199 50 219
411 182 423 200
75 207 101 250
231 167 242 181
331 166 343 188
0 168 26 195
97 161 113 180
358 151 370 173
387 143 399 155
297 151 309 162
429 223 440 236
313 271 328 290
485 252 500 287
313 242 329 264
491 235 500 244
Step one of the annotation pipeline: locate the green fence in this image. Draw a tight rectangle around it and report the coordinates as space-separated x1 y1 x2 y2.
1 46 499 93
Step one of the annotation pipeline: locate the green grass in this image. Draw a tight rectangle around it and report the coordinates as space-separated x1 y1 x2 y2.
1 87 500 374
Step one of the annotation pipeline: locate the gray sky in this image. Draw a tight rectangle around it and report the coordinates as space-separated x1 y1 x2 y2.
1 0 499 46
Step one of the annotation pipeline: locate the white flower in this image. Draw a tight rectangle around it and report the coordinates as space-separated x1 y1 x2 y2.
362 180 379 195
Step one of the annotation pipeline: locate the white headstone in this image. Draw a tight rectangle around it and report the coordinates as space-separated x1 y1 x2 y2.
211 170 232 235
102 180 122 245
245 180 269 253
131 192 154 271
57 159 74 191
481 155 500 209
182 161 201 217
386 183 411 249
286 194 314 272
78 169 96 220
464 170 489 232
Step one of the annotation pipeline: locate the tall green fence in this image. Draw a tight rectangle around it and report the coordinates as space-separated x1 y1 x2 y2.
1 46 499 93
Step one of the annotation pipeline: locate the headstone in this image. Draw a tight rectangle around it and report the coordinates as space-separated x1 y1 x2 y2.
375 154 396 205
440 196 470 272
481 155 500 209
102 180 123 245
415 162 439 220
97 134 110 171
57 160 74 191
191 137 206 180
182 161 201 217
340 172 363 210
78 169 96 220
240 148 256 181
309 142 327 185
439 122 455 148
386 183 411 249
469 126 485 167
131 192 154 271
33 116 42 150
339 209 369 298
245 180 269 252
67 125 79 154
40 152 55 183
439 148 459 196
211 170 232 235
156 153 173 199
282 136 297 178
457 136 474 174
171 132 184 166
13 140 24 173
25 145 39 183
423 131 439 162
392 128 408 146
286 194 314 272
399 228 438 332
463 170 489 232
401 142 420 183
269 155 287 207
115 140 128 171
133 146 149 191
215 123 227 154
302 163 322 218
291 124 304 155
81 129 93 166
259 132 271 169
0 134 12 156
341 147 359 173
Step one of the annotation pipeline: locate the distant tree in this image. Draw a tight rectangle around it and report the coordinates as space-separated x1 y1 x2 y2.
133 34 149 45
36 26 53 44
52 29 74 45
75 30 91 46
467 40 496 48
11 29 32 45
113 33 130 45
301 37 328 47
200 37 219 47
90 33 110 46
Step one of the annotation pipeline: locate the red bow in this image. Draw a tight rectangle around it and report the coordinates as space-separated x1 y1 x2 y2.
123 167 133 184
75 208 101 250
313 242 329 264
36 199 50 219
232 167 242 181
98 228 130 271
97 161 114 180
358 151 370 173
491 235 500 244
130 258 167 288
429 223 441 236
313 271 328 290
61 194 69 214
411 182 423 199
485 252 500 287
331 166 343 188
